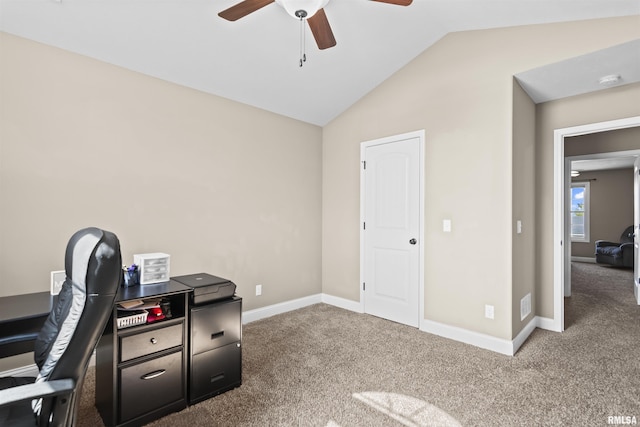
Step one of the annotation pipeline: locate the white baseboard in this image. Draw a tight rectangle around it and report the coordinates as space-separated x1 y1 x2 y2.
245 294 543 356
512 317 537 354
571 256 596 263
321 294 363 313
420 319 517 356
242 294 322 324
0 364 39 378
0 353 97 379
419 316 540 356
535 315 560 332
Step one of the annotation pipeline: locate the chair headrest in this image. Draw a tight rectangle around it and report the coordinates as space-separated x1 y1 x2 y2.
64 227 121 296
621 225 635 244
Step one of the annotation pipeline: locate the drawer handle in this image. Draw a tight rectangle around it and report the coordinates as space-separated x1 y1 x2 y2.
150 338 158 344
211 373 225 383
211 331 224 340
141 369 166 380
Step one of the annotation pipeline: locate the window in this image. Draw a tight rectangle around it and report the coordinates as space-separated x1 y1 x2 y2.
570 182 590 242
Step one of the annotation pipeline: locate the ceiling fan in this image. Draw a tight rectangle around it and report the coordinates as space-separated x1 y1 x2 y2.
218 0 413 51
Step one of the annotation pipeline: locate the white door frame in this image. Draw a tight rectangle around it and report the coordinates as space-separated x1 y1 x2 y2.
360 130 425 327
634 156 640 305
553 116 640 332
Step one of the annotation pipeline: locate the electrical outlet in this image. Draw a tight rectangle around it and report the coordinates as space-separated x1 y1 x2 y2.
50 270 65 295
485 304 494 320
256 284 262 296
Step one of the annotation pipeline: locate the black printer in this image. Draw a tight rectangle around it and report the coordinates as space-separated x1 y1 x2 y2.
172 273 236 305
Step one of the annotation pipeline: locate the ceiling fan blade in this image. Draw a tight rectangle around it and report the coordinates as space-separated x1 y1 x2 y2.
218 0 275 21
370 0 413 5
307 8 336 50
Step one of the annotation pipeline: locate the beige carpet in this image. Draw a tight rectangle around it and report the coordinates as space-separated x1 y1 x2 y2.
77 262 640 426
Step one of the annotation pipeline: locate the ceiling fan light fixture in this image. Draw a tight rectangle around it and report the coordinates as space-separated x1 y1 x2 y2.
275 0 330 19
598 74 622 86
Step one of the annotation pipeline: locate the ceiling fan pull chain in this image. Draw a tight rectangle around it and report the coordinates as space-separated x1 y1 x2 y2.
299 15 307 67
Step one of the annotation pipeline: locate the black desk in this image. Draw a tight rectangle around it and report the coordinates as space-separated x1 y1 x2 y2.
0 291 53 358
96 280 192 427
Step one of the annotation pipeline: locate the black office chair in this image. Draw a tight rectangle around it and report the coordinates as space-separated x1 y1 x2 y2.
595 225 635 268
0 227 122 426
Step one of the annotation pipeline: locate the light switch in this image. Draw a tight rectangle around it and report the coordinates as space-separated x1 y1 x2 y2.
443 219 451 233
517 220 522 234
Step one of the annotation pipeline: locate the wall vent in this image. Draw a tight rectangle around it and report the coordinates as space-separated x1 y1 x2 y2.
520 293 531 321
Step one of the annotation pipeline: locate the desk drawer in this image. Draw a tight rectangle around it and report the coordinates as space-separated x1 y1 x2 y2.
119 350 184 423
120 322 183 362
191 300 241 355
190 342 241 403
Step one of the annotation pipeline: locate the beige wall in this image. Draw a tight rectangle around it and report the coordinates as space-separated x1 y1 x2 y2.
512 80 536 335
571 169 634 258
0 33 323 312
323 17 640 341
565 126 640 157
324 28 511 340
535 83 640 319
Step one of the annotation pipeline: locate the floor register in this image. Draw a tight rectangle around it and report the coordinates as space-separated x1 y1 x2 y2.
96 273 242 427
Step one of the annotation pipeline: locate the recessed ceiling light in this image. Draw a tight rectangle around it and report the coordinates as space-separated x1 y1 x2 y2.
598 74 622 86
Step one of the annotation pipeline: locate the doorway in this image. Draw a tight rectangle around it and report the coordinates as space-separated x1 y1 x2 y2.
360 130 425 328
566 151 640 289
553 116 640 332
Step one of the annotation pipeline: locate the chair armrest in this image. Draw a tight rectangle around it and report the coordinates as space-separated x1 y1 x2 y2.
0 332 39 347
595 240 620 248
0 379 75 407
620 242 635 250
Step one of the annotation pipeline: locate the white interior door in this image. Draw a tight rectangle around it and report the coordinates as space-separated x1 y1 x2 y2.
362 135 421 327
634 156 640 305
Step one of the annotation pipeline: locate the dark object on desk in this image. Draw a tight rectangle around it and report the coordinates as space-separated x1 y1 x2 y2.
145 307 165 323
0 227 122 427
595 225 634 268
123 265 139 287
172 273 236 305
160 298 172 318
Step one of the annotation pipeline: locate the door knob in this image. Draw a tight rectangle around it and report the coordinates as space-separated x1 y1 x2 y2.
409 238 417 245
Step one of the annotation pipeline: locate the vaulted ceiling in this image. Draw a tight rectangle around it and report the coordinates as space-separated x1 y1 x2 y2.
1 0 639 125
